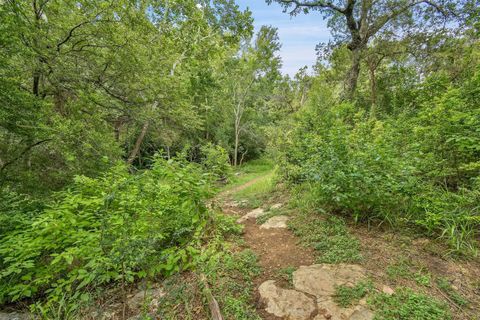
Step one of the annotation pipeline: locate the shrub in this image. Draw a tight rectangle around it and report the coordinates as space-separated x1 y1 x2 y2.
0 156 212 314
280 71 480 256
0 187 43 235
200 143 233 183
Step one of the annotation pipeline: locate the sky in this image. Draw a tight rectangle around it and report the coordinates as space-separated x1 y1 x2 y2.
236 0 332 76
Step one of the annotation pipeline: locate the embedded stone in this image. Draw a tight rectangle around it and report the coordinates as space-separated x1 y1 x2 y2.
258 280 316 320
260 215 289 229
293 264 366 297
270 203 283 210
382 285 394 295
237 207 266 223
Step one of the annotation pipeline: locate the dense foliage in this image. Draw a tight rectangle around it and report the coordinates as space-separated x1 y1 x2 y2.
0 157 214 313
1 0 479 317
279 30 480 256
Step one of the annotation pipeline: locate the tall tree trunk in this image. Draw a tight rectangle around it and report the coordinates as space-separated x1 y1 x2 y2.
32 71 40 96
127 121 149 165
233 125 239 167
114 117 123 142
343 47 362 100
369 66 377 118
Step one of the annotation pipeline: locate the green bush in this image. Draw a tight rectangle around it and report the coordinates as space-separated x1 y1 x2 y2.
280 71 480 256
0 156 212 314
200 143 233 183
0 187 43 235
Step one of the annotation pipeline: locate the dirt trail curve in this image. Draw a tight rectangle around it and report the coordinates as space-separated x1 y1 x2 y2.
221 178 375 320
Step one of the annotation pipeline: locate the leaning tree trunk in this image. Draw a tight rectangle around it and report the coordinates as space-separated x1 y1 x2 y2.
343 47 362 100
127 121 149 165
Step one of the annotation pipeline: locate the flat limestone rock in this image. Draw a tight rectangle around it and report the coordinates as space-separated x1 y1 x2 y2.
0 313 30 320
349 306 374 320
260 215 289 229
237 207 266 223
293 264 366 297
313 303 373 320
258 280 316 320
315 296 355 319
294 264 372 320
293 264 337 296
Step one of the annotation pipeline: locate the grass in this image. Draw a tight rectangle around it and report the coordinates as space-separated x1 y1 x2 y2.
369 288 452 320
222 159 274 193
276 266 296 287
386 258 434 287
233 171 275 209
207 249 261 320
289 212 362 264
436 277 469 307
333 280 374 307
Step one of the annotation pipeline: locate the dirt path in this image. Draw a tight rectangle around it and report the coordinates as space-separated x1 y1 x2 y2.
217 173 271 199
242 219 316 320
221 176 480 320
223 203 315 320
221 178 374 320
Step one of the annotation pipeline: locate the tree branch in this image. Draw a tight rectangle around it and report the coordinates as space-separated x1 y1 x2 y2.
274 0 346 14
0 139 52 173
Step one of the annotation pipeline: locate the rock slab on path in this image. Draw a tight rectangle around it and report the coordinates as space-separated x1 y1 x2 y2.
259 264 374 320
258 280 316 320
293 264 366 297
237 207 266 223
260 215 289 229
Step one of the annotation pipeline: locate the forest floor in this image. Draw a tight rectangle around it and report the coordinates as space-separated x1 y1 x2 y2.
216 168 480 320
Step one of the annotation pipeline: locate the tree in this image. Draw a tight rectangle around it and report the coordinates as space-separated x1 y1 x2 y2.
224 26 282 166
0 0 253 192
267 0 463 99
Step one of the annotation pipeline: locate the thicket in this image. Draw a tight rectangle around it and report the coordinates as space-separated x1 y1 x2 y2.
0 156 219 316
280 63 480 256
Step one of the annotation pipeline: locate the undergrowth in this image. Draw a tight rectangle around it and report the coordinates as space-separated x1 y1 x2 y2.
276 266 296 287
334 280 374 307
436 278 469 307
288 211 362 263
369 288 452 320
157 246 261 320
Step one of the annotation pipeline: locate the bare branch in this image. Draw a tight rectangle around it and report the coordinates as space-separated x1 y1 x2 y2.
0 139 52 173
274 0 346 14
